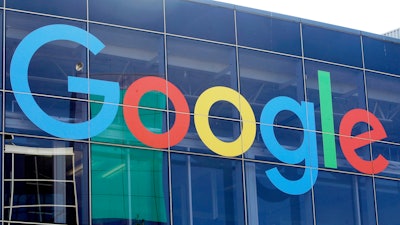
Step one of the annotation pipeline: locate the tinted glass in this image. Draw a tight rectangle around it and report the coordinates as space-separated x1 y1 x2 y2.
91 145 169 225
6 0 86 19
167 36 238 116
365 72 400 143
5 93 88 137
314 172 376 225
315 133 371 173
245 162 313 225
363 36 400 75
305 60 366 134
303 25 362 67
237 12 301 55
375 178 400 225
89 0 163 32
171 114 242 156
171 154 245 225
245 125 307 165
239 48 304 125
371 142 400 178
5 12 87 99
3 136 89 225
166 0 235 43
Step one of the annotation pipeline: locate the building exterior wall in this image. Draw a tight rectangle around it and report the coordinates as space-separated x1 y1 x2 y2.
1 0 400 225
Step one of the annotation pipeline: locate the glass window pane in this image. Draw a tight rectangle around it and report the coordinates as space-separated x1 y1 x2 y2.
314 172 376 225
365 72 400 143
363 36 400 75
171 154 245 225
5 93 88 137
89 0 163 32
302 25 363 67
237 12 301 55
91 102 167 147
245 162 313 225
245 125 307 166
89 23 165 103
91 145 169 225
305 60 366 134
167 37 238 116
166 0 235 43
171 114 242 156
375 178 400 225
371 142 400 178
3 136 89 225
239 48 304 126
5 12 87 99
5 0 86 19
315 133 371 173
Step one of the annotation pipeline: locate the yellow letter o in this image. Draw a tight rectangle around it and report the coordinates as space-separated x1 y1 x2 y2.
194 86 256 157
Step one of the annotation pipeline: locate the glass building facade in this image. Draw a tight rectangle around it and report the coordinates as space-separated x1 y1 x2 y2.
1 0 400 225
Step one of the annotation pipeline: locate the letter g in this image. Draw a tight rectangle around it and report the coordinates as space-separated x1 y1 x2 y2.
10 24 119 139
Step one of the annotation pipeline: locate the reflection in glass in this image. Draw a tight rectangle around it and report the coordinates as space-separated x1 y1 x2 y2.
5 93 88 137
171 154 244 225
375 178 400 225
239 48 304 125
5 12 87 98
91 145 169 225
363 36 400 75
89 0 163 32
6 0 86 19
305 60 366 134
171 114 242 156
89 24 165 89
167 36 238 115
166 0 235 43
3 137 89 225
365 72 400 143
314 172 376 225
245 162 313 225
371 142 400 178
237 12 301 55
302 25 363 67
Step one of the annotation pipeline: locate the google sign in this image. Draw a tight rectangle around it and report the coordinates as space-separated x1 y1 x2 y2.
10 25 389 195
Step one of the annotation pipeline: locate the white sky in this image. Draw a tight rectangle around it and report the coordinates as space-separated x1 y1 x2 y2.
213 0 400 34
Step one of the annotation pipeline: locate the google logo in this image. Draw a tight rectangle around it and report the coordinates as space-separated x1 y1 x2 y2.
10 24 390 195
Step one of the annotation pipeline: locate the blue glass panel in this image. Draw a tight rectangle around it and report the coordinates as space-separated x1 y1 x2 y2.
0 11 2 89
239 48 304 126
363 36 400 75
237 12 301 55
167 36 238 117
171 153 245 225
375 178 400 225
305 60 366 134
5 93 88 137
316 133 371 173
245 125 306 166
6 0 85 19
171 114 242 156
365 72 400 143
5 12 87 99
3 136 89 225
371 142 400 178
302 25 362 67
89 0 163 32
166 0 235 43
314 172 376 225
245 162 313 225
89 23 165 104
